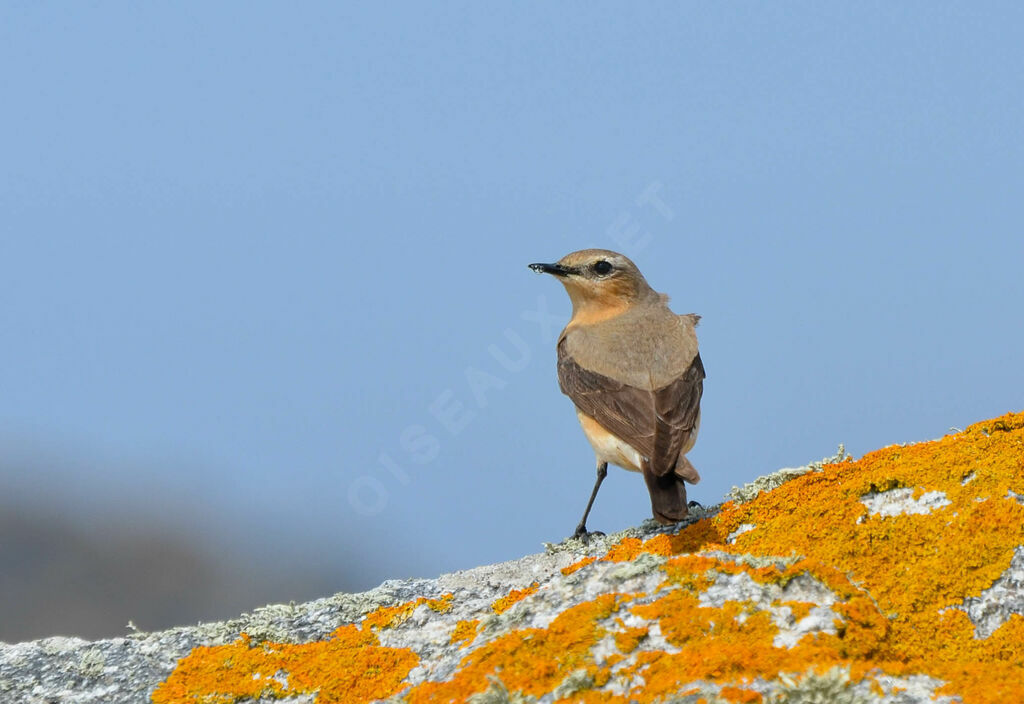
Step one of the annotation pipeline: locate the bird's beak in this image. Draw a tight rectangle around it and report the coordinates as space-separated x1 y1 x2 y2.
529 262 575 277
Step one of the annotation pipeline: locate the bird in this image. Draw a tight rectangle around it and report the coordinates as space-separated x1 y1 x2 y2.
529 249 705 539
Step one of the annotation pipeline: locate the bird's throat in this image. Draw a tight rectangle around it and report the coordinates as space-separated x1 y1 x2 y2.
564 292 633 329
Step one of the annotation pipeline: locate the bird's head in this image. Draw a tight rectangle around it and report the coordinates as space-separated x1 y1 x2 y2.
529 249 656 318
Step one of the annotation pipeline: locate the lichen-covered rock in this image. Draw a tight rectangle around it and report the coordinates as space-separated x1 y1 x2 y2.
3 412 1024 704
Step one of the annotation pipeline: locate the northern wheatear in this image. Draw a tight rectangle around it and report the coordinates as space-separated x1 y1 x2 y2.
529 249 705 538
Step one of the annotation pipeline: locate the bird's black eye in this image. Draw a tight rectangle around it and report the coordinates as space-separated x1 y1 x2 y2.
592 260 613 275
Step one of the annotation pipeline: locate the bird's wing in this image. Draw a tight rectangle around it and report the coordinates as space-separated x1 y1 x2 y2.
557 338 704 476
650 352 704 476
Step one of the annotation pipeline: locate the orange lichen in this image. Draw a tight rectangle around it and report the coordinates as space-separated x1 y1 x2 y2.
363 593 453 631
603 652 625 668
449 619 480 648
152 596 455 704
783 601 815 622
719 686 763 703
404 594 620 702
562 555 598 574
604 536 657 562
491 582 539 614
600 411 1024 701
151 626 418 704
613 624 648 653
154 412 1024 704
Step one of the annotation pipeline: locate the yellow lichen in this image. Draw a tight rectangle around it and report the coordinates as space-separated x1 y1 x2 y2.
613 623 648 653
151 595 452 704
449 619 480 649
782 601 815 622
153 412 1024 704
491 582 539 614
404 594 620 702
363 593 453 631
597 411 1024 701
562 555 598 575
719 686 763 703
151 626 417 704
603 652 626 668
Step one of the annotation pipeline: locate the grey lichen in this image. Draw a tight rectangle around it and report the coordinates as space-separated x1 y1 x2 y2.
605 552 667 582
767 667 872 704
542 510 716 557
542 522 660 556
552 668 595 699
466 676 537 704
703 550 801 571
663 692 732 704
78 648 106 678
0 447 1006 704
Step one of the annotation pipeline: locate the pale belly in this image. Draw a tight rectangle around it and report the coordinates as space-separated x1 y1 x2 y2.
575 409 701 474
576 411 643 472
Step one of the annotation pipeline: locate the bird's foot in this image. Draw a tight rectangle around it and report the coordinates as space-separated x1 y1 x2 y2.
571 525 605 543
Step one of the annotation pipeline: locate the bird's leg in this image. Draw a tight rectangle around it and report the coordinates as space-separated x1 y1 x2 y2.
572 462 608 540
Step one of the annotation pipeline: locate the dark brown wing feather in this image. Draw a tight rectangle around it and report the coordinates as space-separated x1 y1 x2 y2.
557 338 704 477
651 352 705 476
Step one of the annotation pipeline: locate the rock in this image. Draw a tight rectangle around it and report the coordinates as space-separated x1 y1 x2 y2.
3 412 1024 704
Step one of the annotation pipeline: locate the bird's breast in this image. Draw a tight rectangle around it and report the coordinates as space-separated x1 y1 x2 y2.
561 307 698 390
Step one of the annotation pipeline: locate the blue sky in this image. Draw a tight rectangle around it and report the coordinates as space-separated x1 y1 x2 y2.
2 2 1023 596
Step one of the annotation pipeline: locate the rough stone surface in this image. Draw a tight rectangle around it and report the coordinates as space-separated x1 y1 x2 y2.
3 413 1024 704
859 488 951 517
0 547 596 704
959 546 1024 639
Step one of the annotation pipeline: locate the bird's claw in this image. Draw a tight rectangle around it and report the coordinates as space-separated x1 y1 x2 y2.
571 526 605 543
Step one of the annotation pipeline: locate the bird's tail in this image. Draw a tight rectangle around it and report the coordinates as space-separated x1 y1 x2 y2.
642 465 690 524
674 455 701 484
